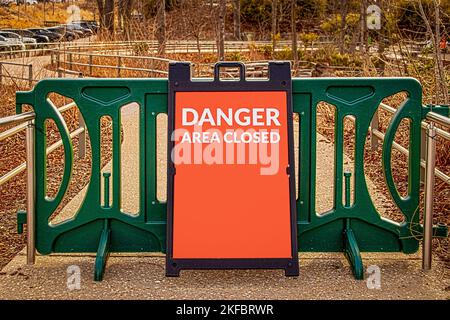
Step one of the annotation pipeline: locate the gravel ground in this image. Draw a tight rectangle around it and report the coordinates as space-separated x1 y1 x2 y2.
0 250 448 300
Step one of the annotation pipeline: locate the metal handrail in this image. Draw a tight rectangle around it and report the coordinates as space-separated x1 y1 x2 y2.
366 103 450 186
0 61 34 86
0 111 35 127
0 102 84 186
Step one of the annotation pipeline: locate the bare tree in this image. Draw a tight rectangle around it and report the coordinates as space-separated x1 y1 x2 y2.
339 0 349 54
180 0 209 54
97 0 115 33
104 0 115 34
291 0 298 70
96 0 104 28
272 0 278 56
118 0 134 39
217 0 226 61
156 0 166 54
233 0 241 40
418 0 448 104
359 0 367 53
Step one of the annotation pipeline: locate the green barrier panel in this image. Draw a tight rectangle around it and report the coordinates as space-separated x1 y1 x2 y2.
14 77 439 280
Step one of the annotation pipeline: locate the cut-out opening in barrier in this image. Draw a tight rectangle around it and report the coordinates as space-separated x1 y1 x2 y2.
100 115 113 208
120 102 140 216
156 113 168 203
44 118 64 200
342 115 355 207
47 95 92 226
391 118 411 199
293 113 300 200
363 92 409 224
315 101 336 215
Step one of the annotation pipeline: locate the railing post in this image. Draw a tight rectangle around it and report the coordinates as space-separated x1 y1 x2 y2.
56 51 60 70
28 64 33 87
0 62 2 86
420 126 426 183
68 52 73 69
26 120 36 265
370 109 379 151
422 122 436 270
89 54 93 76
117 56 121 77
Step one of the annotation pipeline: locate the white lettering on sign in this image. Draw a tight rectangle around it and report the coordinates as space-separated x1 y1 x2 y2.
175 106 283 175
182 107 281 127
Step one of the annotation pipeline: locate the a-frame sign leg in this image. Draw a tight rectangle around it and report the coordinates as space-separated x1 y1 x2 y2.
94 219 111 281
343 219 364 280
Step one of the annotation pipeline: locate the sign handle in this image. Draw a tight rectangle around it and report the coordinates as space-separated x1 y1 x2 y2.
214 62 246 82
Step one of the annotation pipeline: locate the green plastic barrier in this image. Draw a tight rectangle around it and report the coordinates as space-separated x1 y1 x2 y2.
13 77 444 281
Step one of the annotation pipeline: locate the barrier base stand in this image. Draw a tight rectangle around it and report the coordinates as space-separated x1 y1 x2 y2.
343 219 364 280
94 219 111 281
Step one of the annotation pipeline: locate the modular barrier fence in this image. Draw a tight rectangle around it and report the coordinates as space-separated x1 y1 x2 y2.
0 67 449 281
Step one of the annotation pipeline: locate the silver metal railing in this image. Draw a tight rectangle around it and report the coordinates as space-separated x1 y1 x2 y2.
0 111 36 264
0 103 87 264
0 61 34 87
423 123 436 270
348 105 449 271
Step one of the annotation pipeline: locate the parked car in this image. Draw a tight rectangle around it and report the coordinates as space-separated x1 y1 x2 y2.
0 0 15 6
28 28 63 42
0 31 37 48
0 33 25 51
3 29 49 43
0 35 14 52
73 20 99 33
45 26 78 41
66 23 94 37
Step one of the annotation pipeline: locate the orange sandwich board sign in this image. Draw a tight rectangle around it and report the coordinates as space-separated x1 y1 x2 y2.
166 62 299 276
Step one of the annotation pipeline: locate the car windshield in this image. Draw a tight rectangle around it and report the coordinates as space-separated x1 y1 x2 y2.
47 28 63 33
0 35 7 41
6 30 33 37
0 32 20 39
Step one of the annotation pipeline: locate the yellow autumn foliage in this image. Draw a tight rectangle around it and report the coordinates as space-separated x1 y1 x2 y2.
0 2 94 29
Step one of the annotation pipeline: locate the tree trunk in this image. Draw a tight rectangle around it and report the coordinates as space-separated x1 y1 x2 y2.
272 0 278 56
104 0 115 34
123 0 134 40
217 0 226 61
434 0 448 104
360 0 367 53
156 0 166 54
96 0 105 28
233 0 241 40
377 0 387 75
418 0 449 104
291 0 298 71
339 0 348 54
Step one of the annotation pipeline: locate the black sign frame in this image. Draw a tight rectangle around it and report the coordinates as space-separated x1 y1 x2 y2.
166 61 299 277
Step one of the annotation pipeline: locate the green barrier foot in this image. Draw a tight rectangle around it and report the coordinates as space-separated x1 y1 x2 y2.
94 219 111 281
343 220 364 280
17 210 27 234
